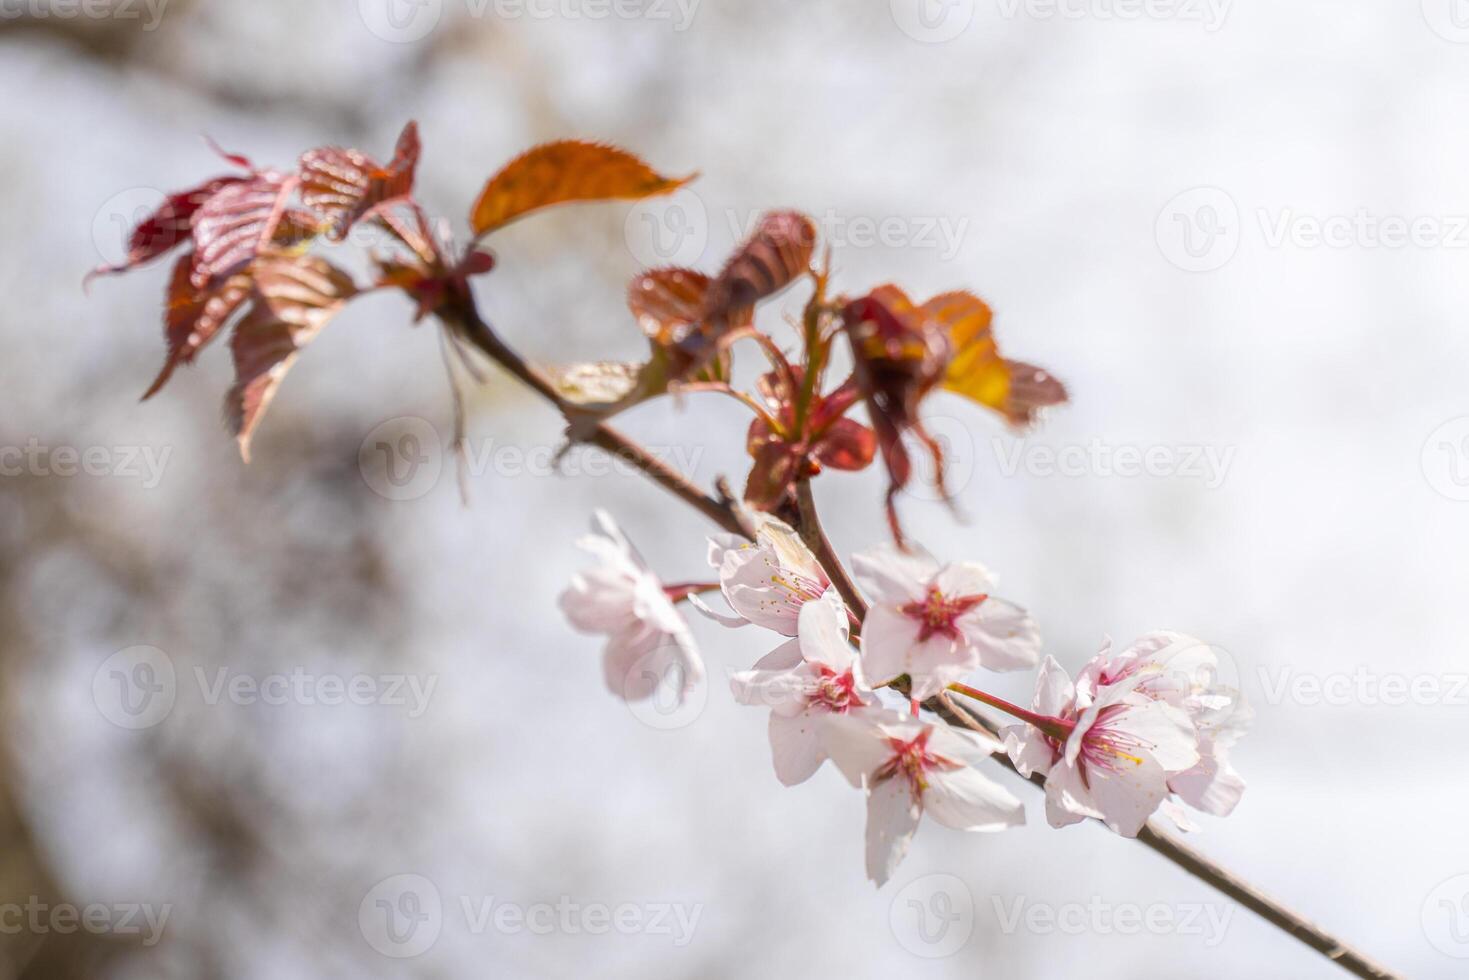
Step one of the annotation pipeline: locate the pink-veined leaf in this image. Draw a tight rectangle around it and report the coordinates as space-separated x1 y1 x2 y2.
226 255 358 461
299 121 421 240
86 176 244 286
626 267 710 345
702 210 816 324
143 253 252 400
191 171 298 287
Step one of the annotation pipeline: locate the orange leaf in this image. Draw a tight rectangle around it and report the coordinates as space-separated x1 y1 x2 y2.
470 141 693 237
226 256 358 461
926 291 1067 426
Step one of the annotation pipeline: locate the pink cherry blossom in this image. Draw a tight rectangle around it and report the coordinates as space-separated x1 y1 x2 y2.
705 513 831 635
559 510 703 704
1004 654 1200 837
851 543 1041 700
730 589 872 785
1077 633 1250 825
824 710 1024 886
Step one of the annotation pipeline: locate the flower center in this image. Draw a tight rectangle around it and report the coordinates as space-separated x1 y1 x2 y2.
808 666 866 713
899 587 987 642
1078 705 1150 777
873 728 962 798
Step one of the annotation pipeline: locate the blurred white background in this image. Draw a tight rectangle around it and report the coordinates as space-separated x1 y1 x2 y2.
2 0 1467 976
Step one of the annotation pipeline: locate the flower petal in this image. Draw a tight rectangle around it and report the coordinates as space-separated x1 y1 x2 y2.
769 709 827 786
865 776 921 887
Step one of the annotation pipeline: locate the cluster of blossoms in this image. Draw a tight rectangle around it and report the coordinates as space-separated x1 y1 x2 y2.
561 513 1250 885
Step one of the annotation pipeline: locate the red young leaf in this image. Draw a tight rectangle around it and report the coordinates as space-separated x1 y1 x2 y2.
191 171 298 287
626 267 710 345
86 176 244 285
702 210 816 324
470 141 693 237
143 254 252 400
299 121 421 240
226 256 358 461
814 417 876 471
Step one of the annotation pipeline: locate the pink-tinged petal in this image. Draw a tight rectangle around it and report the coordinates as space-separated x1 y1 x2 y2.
1003 724 1056 778
865 777 922 887
1031 655 1076 717
904 631 981 701
797 588 855 672
850 543 937 605
1168 738 1245 817
706 532 746 570
823 710 901 788
931 559 996 598
928 719 1005 763
589 509 643 567
753 638 804 672
1157 800 1201 833
559 569 638 634
857 603 920 687
963 597 1042 672
1117 700 1199 774
924 766 1025 832
1042 762 1096 828
730 660 817 717
686 591 749 629
769 709 827 786
1084 750 1169 838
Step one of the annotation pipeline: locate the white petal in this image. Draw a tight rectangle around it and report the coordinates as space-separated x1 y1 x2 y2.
1042 762 1096 828
858 604 920 688
928 718 1004 762
924 766 1024 832
865 777 921 887
823 710 902 788
1117 701 1200 774
1168 739 1246 817
931 560 996 597
1157 799 1201 833
1086 751 1170 837
964 597 1042 672
606 628 702 704
905 634 978 702
769 709 827 786
687 591 749 629
1003 725 1055 778
1030 656 1075 719
851 543 936 605
797 588 854 671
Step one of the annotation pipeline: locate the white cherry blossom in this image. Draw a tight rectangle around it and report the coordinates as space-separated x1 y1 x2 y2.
824 709 1024 886
851 543 1040 700
705 513 830 634
1004 654 1200 837
559 510 703 704
730 589 872 785
1077 633 1249 825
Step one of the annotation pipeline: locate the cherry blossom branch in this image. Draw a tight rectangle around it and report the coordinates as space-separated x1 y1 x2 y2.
793 478 868 623
437 288 1399 980
435 298 753 540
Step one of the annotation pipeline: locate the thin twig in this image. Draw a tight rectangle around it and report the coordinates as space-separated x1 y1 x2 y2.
439 288 1401 980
